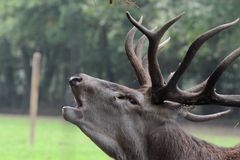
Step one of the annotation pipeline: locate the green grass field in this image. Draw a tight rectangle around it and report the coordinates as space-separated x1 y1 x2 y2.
0 115 239 160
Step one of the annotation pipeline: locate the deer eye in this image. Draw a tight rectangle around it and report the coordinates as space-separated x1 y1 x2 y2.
128 97 139 105
116 94 139 105
117 95 125 99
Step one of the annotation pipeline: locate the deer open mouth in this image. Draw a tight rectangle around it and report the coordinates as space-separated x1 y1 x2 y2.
73 97 83 109
62 77 86 122
67 76 85 110
71 86 85 110
62 96 84 123
62 96 84 113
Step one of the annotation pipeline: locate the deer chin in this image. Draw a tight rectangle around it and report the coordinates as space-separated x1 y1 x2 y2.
62 106 85 124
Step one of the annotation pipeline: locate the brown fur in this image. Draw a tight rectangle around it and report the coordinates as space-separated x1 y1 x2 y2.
146 121 240 160
63 74 240 160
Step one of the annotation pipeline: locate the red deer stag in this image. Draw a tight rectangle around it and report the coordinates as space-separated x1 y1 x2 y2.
62 12 240 160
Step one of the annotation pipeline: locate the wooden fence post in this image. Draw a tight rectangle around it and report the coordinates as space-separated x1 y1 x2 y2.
29 52 41 145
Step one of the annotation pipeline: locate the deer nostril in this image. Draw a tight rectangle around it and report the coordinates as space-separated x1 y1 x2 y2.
69 76 83 86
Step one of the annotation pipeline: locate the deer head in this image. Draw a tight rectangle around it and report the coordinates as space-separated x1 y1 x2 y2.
62 12 240 160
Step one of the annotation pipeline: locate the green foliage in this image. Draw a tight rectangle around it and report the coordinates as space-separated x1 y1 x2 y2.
0 0 239 114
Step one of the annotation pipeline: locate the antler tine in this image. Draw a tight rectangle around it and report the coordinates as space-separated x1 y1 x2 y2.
167 18 239 89
209 49 240 107
187 46 239 93
186 80 207 93
135 28 170 67
148 14 182 90
162 48 240 107
183 48 240 106
126 11 152 39
158 37 171 50
125 16 150 86
214 93 240 107
135 28 157 69
126 11 183 90
142 54 148 71
204 47 240 93
183 109 232 122
141 37 171 72
135 35 147 60
162 100 231 122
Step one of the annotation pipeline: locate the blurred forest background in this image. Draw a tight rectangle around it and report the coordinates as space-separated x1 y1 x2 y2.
0 0 239 116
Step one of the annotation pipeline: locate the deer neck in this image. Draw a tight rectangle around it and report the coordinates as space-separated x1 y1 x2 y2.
144 120 228 160
115 118 228 160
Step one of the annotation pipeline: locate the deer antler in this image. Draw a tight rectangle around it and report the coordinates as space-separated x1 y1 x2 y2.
134 35 147 61
125 17 171 87
126 12 240 121
126 12 184 92
125 17 151 87
182 109 232 122
160 20 240 107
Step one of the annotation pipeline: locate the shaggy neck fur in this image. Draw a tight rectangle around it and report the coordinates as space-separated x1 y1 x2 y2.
115 119 240 160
